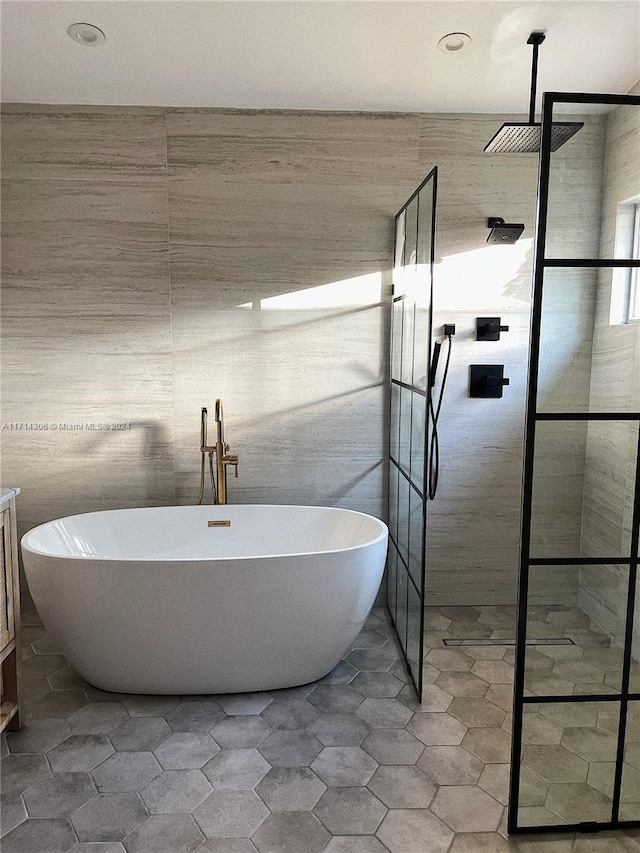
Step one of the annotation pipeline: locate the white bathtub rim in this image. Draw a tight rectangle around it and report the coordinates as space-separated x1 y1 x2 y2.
21 503 389 562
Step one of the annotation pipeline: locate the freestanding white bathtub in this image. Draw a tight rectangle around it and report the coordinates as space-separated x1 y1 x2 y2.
21 505 388 694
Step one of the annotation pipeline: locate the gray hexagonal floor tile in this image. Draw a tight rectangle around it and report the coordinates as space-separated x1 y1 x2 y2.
109 718 171 752
0 792 27 837
399 684 453 714
376 808 453 853
153 732 219 770
28 690 88 720
313 786 387 834
309 713 369 747
91 752 161 793
22 654 67 679
431 785 503 833
448 698 506 729
211 716 272 749
6 719 71 754
561 726 618 763
48 735 114 773
216 694 273 715
318 661 358 685
258 730 323 768
21 676 51 704
367 765 436 808
545 781 613 824
484 684 513 712
351 629 389 650
123 696 181 717
255 767 326 812
447 832 513 853
406 712 467 746
362 728 424 766
0 817 77 853
261 699 319 731
355 699 412 729
478 763 509 806
435 672 490 698
461 727 511 764
164 701 224 733
23 772 96 818
122 814 204 853
67 703 129 736
198 842 258 853
521 743 589 783
351 672 404 698
307 686 364 715
346 649 397 672
417 744 484 785
202 749 270 790
521 713 563 745
0 753 51 794
310 746 377 786
323 838 388 853
193 790 268 838
470 661 514 684
425 650 474 672
71 792 148 842
48 667 88 691
139 769 212 814
251 811 329 853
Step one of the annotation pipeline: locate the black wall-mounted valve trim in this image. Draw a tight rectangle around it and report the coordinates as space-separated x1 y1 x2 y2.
470 364 510 398
477 317 510 341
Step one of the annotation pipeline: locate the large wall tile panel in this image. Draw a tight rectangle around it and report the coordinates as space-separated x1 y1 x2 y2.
0 106 175 538
417 113 605 605
579 88 640 647
2 103 610 609
165 109 421 516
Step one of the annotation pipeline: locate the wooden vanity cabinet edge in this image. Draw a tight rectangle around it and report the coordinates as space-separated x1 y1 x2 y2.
1 497 21 732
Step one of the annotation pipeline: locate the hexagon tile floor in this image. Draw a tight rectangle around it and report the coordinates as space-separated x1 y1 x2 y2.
2 597 639 853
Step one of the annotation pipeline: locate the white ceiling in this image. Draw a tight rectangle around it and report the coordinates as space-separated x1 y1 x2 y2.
1 1 639 113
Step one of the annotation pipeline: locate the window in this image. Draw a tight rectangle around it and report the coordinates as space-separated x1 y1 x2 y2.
629 202 640 322
610 198 640 325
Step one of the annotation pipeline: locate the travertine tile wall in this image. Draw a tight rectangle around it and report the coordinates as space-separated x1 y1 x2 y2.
0 105 420 544
578 88 640 650
164 109 418 514
418 114 606 604
0 105 176 542
0 103 607 607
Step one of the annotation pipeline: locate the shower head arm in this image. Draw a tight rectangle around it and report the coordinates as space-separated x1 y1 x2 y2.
526 32 546 124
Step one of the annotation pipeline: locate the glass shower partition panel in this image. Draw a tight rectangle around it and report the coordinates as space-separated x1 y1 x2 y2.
509 92 640 835
388 168 437 699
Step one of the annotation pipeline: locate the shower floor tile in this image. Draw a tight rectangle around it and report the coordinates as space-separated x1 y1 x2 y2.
1 599 639 852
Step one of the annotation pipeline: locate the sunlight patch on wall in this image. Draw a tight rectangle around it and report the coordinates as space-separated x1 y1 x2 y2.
436 238 534 311
236 271 382 311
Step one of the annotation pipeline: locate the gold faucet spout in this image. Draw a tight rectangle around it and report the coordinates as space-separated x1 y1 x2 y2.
198 399 238 504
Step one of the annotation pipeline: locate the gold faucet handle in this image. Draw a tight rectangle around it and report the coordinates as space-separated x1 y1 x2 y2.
223 453 239 477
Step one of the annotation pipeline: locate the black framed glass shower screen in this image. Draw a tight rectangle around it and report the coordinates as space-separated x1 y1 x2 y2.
509 93 640 835
388 167 437 699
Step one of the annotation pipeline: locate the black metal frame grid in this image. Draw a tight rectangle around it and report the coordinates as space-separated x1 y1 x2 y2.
509 92 640 834
387 167 438 700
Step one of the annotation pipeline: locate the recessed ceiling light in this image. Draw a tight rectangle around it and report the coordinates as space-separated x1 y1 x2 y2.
437 32 472 54
67 23 106 46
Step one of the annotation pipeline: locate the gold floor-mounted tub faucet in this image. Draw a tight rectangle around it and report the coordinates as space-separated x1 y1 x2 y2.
197 399 239 505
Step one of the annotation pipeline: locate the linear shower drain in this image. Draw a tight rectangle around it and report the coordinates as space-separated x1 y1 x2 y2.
443 637 575 647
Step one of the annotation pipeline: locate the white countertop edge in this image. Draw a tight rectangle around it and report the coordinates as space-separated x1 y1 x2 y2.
0 487 21 507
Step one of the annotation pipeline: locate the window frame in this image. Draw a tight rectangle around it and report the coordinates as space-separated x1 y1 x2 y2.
628 202 640 322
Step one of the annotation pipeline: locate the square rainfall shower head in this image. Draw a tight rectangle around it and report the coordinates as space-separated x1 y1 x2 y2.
484 121 584 153
487 217 525 244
